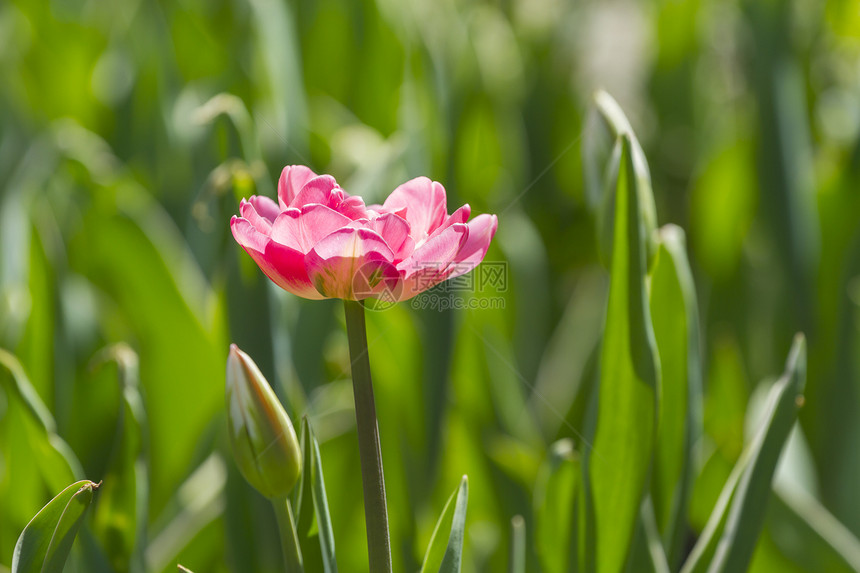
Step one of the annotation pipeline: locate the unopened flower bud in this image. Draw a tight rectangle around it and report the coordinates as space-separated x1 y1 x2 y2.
226 344 301 499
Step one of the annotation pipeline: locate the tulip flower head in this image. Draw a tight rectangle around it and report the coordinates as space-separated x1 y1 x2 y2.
226 344 302 499
231 166 498 305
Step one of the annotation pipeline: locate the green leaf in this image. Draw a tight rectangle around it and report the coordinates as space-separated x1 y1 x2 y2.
295 417 338 573
509 516 525 573
766 487 860 572
90 344 148 573
641 499 671 573
534 439 579 573
0 349 83 535
588 134 660 573
420 476 469 573
587 91 659 268
295 420 320 569
68 183 225 514
648 225 702 567
12 480 100 573
681 334 807 573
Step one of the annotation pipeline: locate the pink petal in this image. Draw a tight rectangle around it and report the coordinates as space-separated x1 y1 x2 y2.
270 204 352 253
231 217 323 299
445 204 471 227
231 216 269 254
369 212 414 261
338 194 370 220
423 204 471 239
306 227 400 300
249 195 280 223
382 177 448 241
397 223 469 300
290 175 339 208
449 214 498 278
240 199 273 233
278 165 317 209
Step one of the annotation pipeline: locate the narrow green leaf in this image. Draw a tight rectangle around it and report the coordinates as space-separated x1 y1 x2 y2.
294 419 321 569
509 516 525 573
534 439 579 573
588 91 659 267
421 476 469 573
589 134 660 573
90 344 148 573
12 480 100 573
641 499 671 573
68 183 224 513
681 334 807 573
0 349 82 492
440 476 469 573
625 498 672 573
308 417 337 573
648 225 702 567
767 487 860 572
295 416 339 573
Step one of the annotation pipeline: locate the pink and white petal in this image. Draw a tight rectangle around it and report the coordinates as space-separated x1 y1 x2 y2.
419 204 471 243
445 204 471 227
267 208 302 251
290 175 339 208
278 165 317 209
231 217 323 299
448 214 498 278
248 195 281 223
270 204 351 253
397 223 469 299
240 199 274 233
370 212 414 261
381 177 448 241
306 227 399 300
231 216 270 254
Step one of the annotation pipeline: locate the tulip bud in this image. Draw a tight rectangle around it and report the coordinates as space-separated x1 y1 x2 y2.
226 344 301 499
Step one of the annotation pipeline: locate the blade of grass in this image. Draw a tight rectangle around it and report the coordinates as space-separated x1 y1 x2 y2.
534 439 579 573
90 344 148 573
681 334 807 573
509 516 525 573
589 133 660 573
421 476 469 573
648 225 702 567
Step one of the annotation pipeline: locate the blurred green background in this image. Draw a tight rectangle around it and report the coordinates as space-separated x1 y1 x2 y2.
2 0 860 571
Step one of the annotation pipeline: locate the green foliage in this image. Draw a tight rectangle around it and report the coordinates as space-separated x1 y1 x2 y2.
12 480 99 573
681 336 808 573
294 417 337 573
90 345 148 573
534 439 579 573
421 476 469 573
588 134 660 573
649 226 702 568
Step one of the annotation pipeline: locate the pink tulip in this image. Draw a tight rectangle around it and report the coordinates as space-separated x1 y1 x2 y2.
231 165 498 302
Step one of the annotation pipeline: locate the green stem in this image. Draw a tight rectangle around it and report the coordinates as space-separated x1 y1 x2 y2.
343 300 393 573
272 497 303 573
